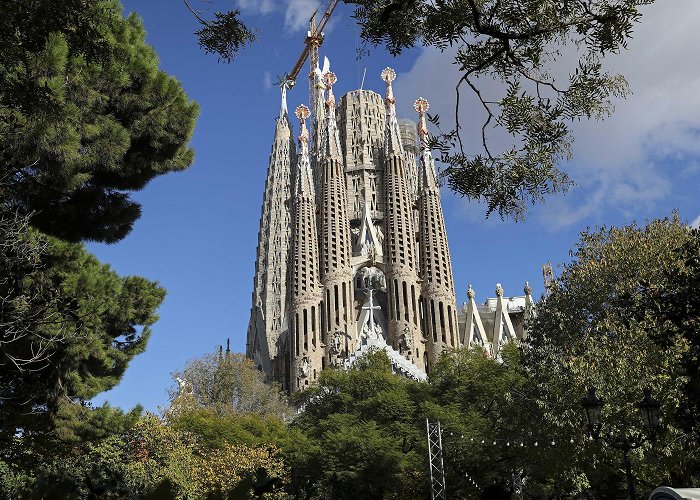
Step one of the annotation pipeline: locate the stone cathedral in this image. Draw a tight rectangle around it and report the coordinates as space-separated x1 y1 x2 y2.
247 62 533 392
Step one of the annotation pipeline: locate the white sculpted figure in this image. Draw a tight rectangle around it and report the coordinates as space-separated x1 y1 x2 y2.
299 356 310 378
330 331 343 355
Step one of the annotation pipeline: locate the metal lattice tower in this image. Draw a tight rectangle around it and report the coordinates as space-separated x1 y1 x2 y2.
426 419 447 500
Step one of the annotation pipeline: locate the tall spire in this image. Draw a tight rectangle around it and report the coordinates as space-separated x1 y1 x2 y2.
415 97 459 355
381 67 404 155
322 71 342 159
290 102 323 392
246 85 295 381
380 67 423 368
318 70 354 357
280 85 288 118
295 104 315 197
415 97 438 189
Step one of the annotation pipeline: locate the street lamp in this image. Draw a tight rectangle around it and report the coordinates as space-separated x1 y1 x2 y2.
581 387 604 439
580 387 662 500
635 388 661 438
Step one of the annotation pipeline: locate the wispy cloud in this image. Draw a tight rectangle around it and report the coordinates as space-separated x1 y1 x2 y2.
230 0 321 33
262 70 273 89
284 0 322 32
691 214 700 229
393 1 700 229
234 0 277 16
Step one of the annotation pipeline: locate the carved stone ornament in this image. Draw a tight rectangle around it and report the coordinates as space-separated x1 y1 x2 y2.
298 356 310 378
329 331 343 356
399 326 413 354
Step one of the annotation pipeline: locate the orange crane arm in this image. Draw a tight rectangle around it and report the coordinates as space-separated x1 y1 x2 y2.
284 0 340 87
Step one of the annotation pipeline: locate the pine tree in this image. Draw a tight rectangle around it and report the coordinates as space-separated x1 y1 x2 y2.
1 0 199 243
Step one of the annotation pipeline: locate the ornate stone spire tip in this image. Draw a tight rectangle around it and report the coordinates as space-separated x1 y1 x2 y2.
467 284 475 299
295 104 310 153
324 71 337 110
415 97 430 139
295 104 310 122
414 97 429 113
380 67 396 83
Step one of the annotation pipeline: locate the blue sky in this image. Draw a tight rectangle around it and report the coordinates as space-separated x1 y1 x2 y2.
92 0 700 412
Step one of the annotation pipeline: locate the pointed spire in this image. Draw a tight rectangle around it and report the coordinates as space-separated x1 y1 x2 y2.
415 97 438 190
280 85 288 118
381 67 404 155
524 281 532 296
414 97 430 144
294 104 315 197
296 104 310 157
381 67 397 118
226 338 231 356
322 71 342 159
467 284 475 299
324 71 337 112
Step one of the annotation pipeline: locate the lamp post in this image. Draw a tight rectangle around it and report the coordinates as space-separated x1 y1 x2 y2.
581 387 661 500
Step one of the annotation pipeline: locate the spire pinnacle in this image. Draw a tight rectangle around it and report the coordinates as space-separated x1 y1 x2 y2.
467 284 475 299
381 67 397 119
414 97 430 143
381 67 404 154
324 71 337 112
295 104 311 156
280 85 288 118
321 71 342 158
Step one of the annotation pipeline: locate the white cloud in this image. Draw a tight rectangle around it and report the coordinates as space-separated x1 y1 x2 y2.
235 0 277 16
262 70 273 89
284 0 322 32
393 1 700 229
231 0 321 32
691 214 700 229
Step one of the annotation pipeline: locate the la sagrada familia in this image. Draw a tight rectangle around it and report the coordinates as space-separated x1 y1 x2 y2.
247 58 533 392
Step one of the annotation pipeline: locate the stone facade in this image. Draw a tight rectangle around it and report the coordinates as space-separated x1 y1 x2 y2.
246 64 532 392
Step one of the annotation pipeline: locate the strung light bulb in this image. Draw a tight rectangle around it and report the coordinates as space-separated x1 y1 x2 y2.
570 439 574 444
460 435 464 439
506 442 510 446
551 441 556 446
481 439 485 444
450 432 453 436
493 440 497 445
534 441 538 446
520 442 524 447
470 437 474 442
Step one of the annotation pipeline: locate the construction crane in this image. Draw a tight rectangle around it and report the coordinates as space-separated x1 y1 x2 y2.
280 0 340 92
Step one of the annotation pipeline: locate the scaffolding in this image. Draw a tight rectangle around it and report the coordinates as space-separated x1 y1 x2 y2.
426 419 447 500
